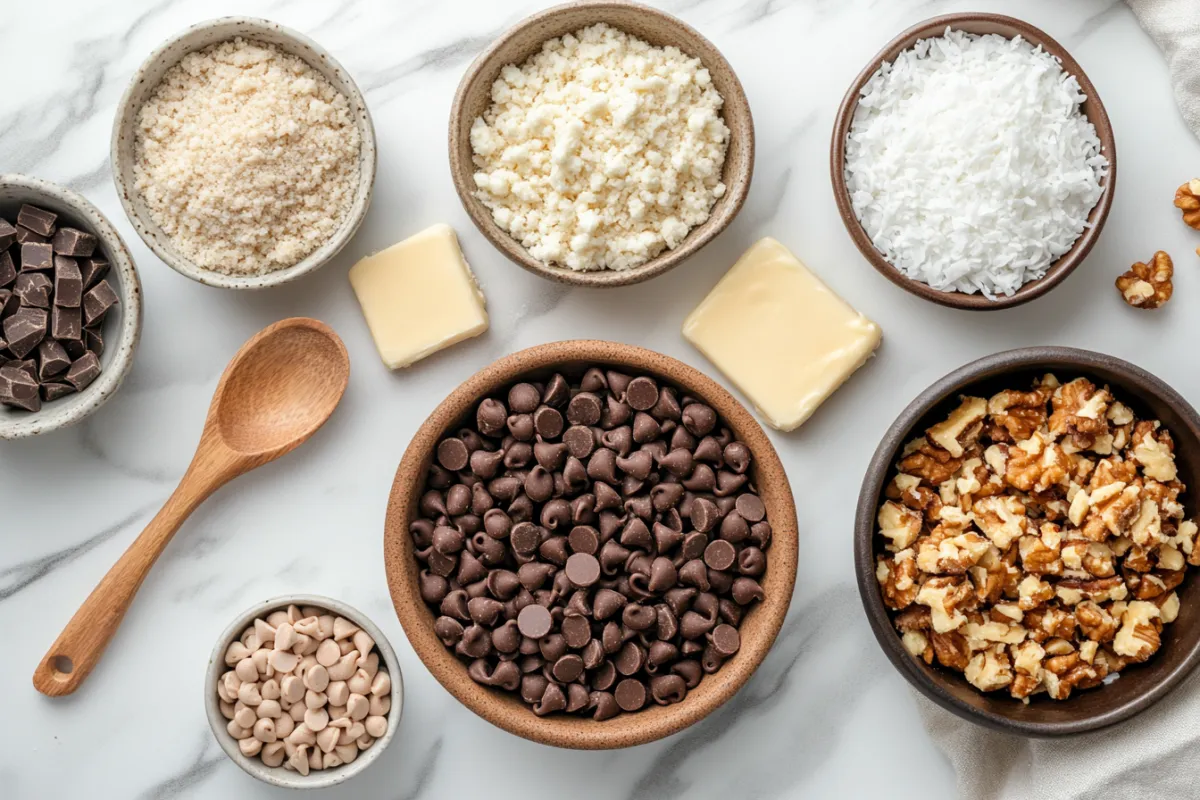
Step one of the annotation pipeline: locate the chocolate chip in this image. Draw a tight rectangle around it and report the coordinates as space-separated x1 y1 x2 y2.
51 227 97 257
709 624 741 656
508 382 540 414
563 425 595 459
437 437 470 471
567 525 599 555
567 392 602 426
625 376 659 410
561 615 591 648
533 405 564 439
552 654 584 682
614 678 647 712
17 204 56 237
21 242 53 272
542 373 570 407
704 539 737 571
517 604 553 639
682 403 717 436
736 493 766 522
565 552 601 588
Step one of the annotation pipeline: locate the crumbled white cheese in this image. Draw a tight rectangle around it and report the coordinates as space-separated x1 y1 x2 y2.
470 24 730 271
844 29 1108 298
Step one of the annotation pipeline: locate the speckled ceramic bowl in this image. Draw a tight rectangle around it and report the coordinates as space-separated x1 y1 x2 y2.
449 0 754 288
383 340 797 749
0 174 142 440
205 594 403 790
111 17 376 290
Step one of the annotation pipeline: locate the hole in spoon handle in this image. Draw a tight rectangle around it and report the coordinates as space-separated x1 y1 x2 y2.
33 648 84 696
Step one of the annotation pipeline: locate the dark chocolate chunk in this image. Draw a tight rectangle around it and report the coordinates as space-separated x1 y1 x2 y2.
21 242 54 272
62 337 86 359
85 324 104 357
3 307 47 358
0 251 15 287
0 364 40 411
64 351 101 391
14 226 49 245
0 289 16 320
79 257 109 289
51 304 81 341
37 338 70 380
82 279 118 326
16 204 57 237
51 227 97 257
40 381 76 402
10 359 36 380
0 219 16 250
13 272 52 308
53 256 83 307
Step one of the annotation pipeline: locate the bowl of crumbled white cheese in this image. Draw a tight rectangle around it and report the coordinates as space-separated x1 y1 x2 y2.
450 1 754 287
831 14 1115 310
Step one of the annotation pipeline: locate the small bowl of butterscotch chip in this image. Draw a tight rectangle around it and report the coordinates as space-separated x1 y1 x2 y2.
857 346 1200 737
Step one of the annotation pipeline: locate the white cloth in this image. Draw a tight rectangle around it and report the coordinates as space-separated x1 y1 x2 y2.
918 4 1200 797
1128 0 1200 138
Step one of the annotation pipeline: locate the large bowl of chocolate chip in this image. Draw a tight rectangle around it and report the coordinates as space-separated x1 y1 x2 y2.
0 174 141 439
384 340 797 749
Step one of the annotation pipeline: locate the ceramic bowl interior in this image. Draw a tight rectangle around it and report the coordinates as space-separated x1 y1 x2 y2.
111 17 376 290
205 594 403 790
830 13 1116 311
855 347 1200 736
383 340 797 748
0 174 142 440
449 0 754 288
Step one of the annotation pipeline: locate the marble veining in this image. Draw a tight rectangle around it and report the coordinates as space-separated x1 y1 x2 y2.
4 0 1198 798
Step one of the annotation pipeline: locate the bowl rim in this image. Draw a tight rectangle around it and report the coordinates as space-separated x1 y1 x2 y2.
829 12 1117 311
204 593 404 789
110 16 377 291
447 0 755 288
854 346 1200 736
383 340 797 748
0 173 143 440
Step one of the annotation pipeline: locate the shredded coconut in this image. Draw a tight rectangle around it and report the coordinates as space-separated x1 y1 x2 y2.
133 38 361 275
844 29 1109 298
470 23 730 272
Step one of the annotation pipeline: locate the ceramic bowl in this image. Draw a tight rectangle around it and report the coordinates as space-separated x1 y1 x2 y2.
205 594 403 789
111 17 376 290
0 174 142 440
830 13 1116 311
383 340 797 748
855 347 1200 736
448 0 754 288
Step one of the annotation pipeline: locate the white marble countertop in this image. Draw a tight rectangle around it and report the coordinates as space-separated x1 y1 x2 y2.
4 0 1199 797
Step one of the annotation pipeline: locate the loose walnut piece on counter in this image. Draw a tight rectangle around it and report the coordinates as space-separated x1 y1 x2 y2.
1175 180 1200 229
1116 251 1173 309
875 374 1196 702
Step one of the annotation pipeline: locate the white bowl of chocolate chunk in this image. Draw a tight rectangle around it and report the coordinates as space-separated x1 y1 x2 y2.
0 174 142 439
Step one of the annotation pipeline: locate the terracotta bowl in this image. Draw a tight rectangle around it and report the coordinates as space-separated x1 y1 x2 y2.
0 174 143 440
111 17 377 290
855 347 1200 736
448 1 754 288
830 14 1116 311
384 341 797 748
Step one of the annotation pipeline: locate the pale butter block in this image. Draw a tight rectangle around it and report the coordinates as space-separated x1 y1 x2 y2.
682 238 881 431
349 224 488 369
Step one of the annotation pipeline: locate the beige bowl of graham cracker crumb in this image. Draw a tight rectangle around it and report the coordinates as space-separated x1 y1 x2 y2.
111 17 377 290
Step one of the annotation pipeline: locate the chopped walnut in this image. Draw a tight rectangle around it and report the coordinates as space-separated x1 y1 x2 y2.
877 373 1197 702
1174 179 1200 229
1116 251 1173 309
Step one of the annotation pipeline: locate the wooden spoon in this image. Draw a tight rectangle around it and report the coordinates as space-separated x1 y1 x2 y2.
33 318 350 696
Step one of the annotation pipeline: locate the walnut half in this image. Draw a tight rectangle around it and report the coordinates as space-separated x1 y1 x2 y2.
1175 179 1200 229
1116 251 1173 310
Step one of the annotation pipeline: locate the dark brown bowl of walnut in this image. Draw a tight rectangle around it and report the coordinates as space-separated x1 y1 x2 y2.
383 340 797 749
855 347 1200 736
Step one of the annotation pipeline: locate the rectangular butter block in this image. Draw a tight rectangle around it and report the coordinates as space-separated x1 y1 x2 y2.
349 224 489 369
682 237 881 431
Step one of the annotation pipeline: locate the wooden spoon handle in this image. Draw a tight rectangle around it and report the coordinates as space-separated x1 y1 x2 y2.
33 456 231 696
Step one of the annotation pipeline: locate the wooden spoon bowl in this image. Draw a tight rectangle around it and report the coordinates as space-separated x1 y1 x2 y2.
383 340 797 749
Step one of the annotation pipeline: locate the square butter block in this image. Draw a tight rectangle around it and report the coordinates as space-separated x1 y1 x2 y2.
349 224 489 369
682 237 881 431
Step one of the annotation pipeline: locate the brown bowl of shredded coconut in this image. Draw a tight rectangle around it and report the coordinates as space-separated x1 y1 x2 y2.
112 17 376 289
